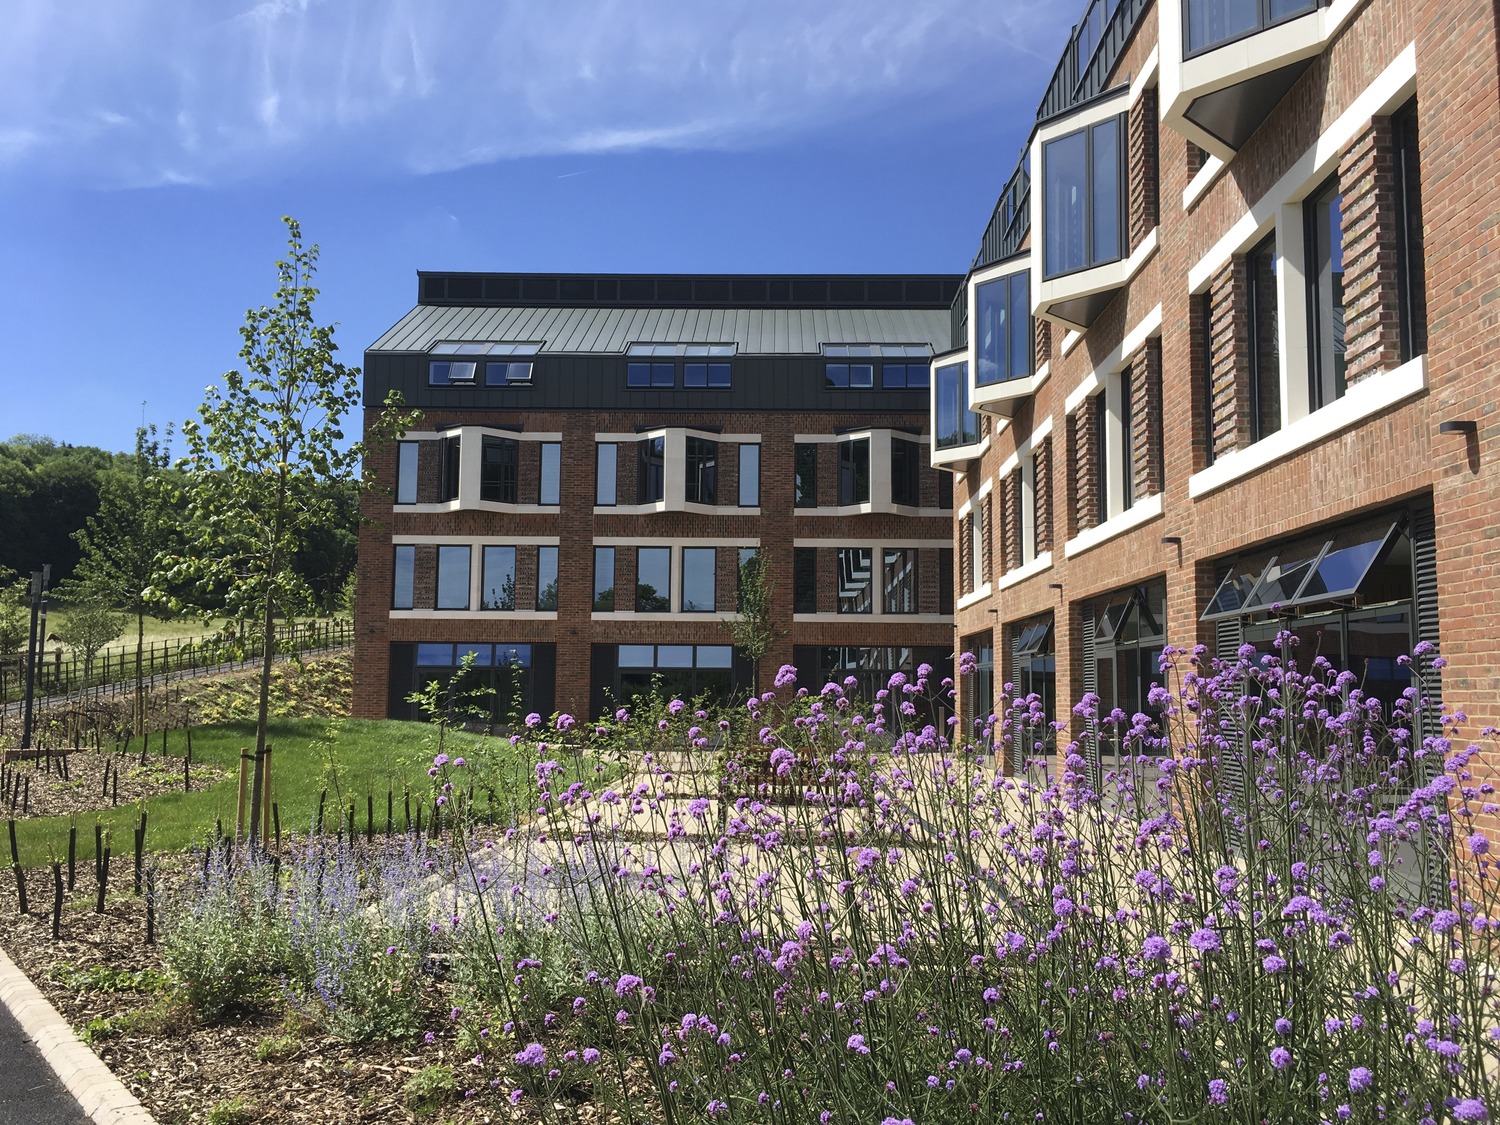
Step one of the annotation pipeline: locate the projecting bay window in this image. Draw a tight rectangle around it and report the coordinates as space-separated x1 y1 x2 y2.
975 270 1033 386
685 438 718 505
440 435 461 502
738 444 760 507
436 546 471 611
1306 176 1346 411
1183 0 1318 58
392 545 415 610
1042 115 1124 280
638 437 666 504
838 438 870 506
933 360 980 460
481 436 519 504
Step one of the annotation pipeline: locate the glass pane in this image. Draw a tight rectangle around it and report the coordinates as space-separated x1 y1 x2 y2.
1294 524 1399 605
1243 551 1324 612
794 548 818 613
416 643 454 666
652 363 675 387
685 437 718 505
536 546 558 611
1009 271 1031 380
882 364 908 389
849 364 874 388
837 547 873 614
1346 609 1412 715
891 437 921 506
1248 235 1282 442
684 363 707 387
496 644 531 668
839 438 870 505
739 444 760 507
1185 0 1259 54
883 548 917 614
458 644 492 667
539 443 560 505
795 444 818 507
708 363 731 388
696 645 733 669
396 443 419 505
429 362 452 386
481 436 518 503
1202 558 1272 619
596 443 617 506
619 644 655 668
682 547 716 612
481 546 517 610
593 547 615 611
638 436 665 503
627 362 651 387
907 363 930 388
1269 0 1317 20
934 362 975 449
826 363 850 389
1091 119 1122 265
393 545 415 609
1309 181 1347 409
637 547 671 612
658 645 694 669
1043 129 1088 277
975 276 1008 385
436 546 470 610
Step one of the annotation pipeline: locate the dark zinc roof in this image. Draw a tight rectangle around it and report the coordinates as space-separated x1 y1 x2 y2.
369 303 954 356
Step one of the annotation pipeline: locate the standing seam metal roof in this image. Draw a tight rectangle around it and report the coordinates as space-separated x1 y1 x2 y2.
368 304 953 355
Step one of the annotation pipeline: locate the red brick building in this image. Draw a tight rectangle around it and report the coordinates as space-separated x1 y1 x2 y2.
937 0 1500 781
354 274 959 722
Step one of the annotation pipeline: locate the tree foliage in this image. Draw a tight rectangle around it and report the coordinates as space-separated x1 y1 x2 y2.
177 216 412 839
723 548 777 691
68 424 181 731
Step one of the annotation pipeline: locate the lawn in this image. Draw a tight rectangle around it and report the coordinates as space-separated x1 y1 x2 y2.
10 716 553 867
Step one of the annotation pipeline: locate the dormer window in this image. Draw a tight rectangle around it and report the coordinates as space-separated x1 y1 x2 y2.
429 361 477 385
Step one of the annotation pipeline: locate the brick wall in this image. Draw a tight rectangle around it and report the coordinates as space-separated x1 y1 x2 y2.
1128 339 1163 498
1034 436 1053 556
1208 261 1249 456
1001 472 1022 572
1129 85 1160 250
1340 117 1404 386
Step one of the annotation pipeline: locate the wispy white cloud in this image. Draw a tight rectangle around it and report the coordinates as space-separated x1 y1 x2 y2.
0 0 1064 187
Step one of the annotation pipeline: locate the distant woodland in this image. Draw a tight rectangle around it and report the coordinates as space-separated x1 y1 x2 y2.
0 433 358 610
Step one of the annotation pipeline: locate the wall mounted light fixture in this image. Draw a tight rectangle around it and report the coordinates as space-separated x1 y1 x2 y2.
1438 420 1477 435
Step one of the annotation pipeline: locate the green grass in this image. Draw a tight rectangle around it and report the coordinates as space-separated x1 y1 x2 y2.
10 716 563 867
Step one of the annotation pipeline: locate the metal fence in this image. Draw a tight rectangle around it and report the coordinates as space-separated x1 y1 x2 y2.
0 619 354 709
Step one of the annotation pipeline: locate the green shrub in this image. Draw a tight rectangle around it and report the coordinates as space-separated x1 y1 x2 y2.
402 1064 458 1118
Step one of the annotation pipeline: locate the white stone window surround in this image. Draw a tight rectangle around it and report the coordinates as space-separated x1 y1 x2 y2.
392 426 562 515
793 429 949 518
589 535 760 622
996 416 1056 579
1029 62 1161 333
790 536 956 624
389 534 561 621
1061 304 1165 560
593 427 762 516
1183 47 1422 496
1161 0 1368 163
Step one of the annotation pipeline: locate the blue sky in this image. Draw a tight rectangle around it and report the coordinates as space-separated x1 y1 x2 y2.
0 0 1070 453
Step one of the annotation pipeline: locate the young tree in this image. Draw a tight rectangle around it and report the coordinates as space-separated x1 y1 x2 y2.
723 548 778 694
0 570 27 655
179 216 411 844
69 425 179 734
52 595 126 682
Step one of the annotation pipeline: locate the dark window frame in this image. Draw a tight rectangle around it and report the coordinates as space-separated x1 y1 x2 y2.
396 442 419 505
593 547 616 611
838 437 871 506
484 361 534 386
636 546 672 612
392 545 415 610
794 548 818 614
1183 0 1320 61
638 436 666 504
795 444 819 508
627 362 676 388
536 546 559 611
1246 232 1282 443
684 362 732 389
738 443 760 507
1392 98 1427 363
539 442 561 506
1305 174 1347 411
685 437 719 505
974 269 1034 386
681 547 717 613
480 435 519 504
440 434 462 502
825 363 875 389
934 361 979 450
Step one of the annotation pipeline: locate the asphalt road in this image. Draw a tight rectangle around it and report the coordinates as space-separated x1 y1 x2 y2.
0 1002 87 1125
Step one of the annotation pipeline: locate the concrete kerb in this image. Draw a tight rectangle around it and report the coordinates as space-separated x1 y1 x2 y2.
0 944 158 1125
